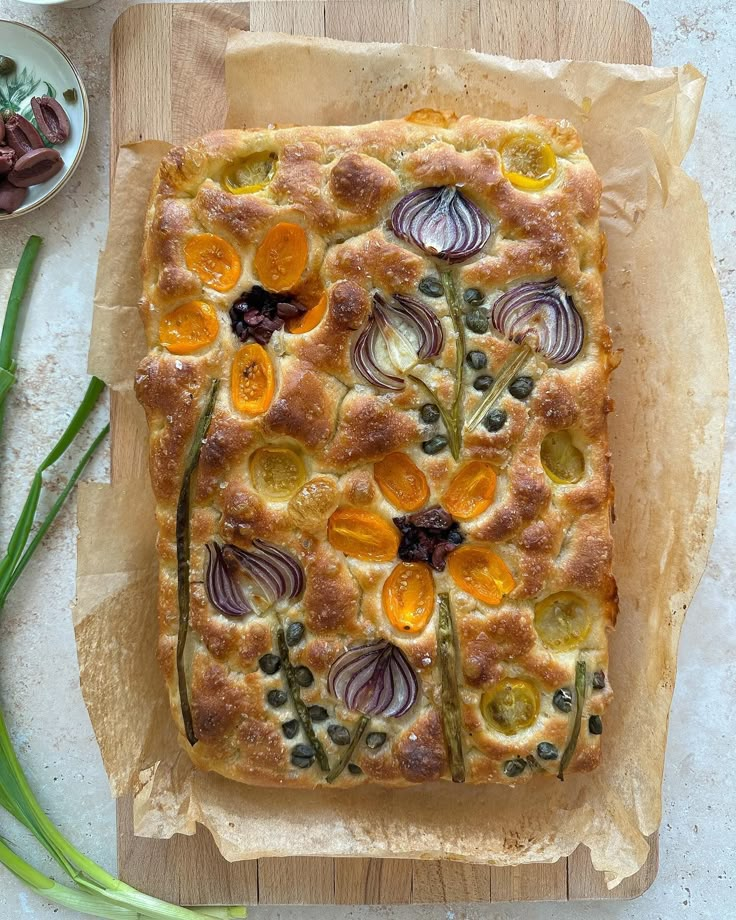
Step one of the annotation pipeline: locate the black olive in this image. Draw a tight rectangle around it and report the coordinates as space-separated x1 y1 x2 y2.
483 408 507 432
285 622 305 647
536 742 559 761
553 688 573 713
366 732 387 750
420 403 440 424
282 719 299 739
463 288 484 306
422 435 448 455
508 376 534 400
294 666 314 688
466 350 487 370
267 689 288 708
328 724 351 746
447 528 463 544
308 705 328 722
347 763 363 775
291 743 316 768
259 653 281 675
503 758 526 778
465 308 489 334
473 374 494 392
589 715 603 735
419 277 444 298
592 670 606 690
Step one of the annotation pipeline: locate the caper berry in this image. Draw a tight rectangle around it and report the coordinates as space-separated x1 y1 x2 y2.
503 758 526 778
589 715 603 735
419 277 444 298
473 374 494 392
285 621 305 647
422 435 448 455
420 403 440 424
466 350 487 370
308 705 328 722
483 408 507 432
0 57 16 78
291 743 316 768
294 666 314 688
366 732 387 750
267 689 288 708
536 742 559 761
592 670 606 690
328 724 351 746
282 719 299 739
347 763 363 775
465 308 489 334
259 653 281 675
463 287 484 306
63 88 78 104
553 688 573 713
508 376 534 400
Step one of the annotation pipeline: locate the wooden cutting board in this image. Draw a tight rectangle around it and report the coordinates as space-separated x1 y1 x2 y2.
110 0 656 905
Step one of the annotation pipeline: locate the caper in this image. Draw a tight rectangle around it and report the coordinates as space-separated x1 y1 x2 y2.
420 403 440 424
259 653 281 675
294 666 314 687
592 670 606 690
509 376 534 400
553 688 573 713
285 621 305 647
328 724 351 746
503 758 526 778
0 57 16 78
473 374 494 392
308 705 328 722
282 719 299 739
463 287 484 306
366 732 386 750
63 88 78 104
465 308 489 334
419 277 444 298
466 350 487 370
291 743 316 768
536 742 559 761
589 715 603 735
483 408 507 432
267 689 288 708
347 763 363 775
422 435 448 455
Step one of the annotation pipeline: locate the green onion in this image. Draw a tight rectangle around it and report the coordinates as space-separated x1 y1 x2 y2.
325 714 368 784
558 659 587 781
437 594 465 783
277 627 330 772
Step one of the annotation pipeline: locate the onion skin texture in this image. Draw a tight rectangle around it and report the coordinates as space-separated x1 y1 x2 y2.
390 186 491 263
327 640 419 718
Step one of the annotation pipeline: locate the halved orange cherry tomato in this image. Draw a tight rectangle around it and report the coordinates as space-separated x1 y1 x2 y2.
481 679 540 735
441 460 497 521
447 544 515 605
405 108 457 128
159 300 219 355
374 452 429 512
253 222 308 291
287 292 327 334
327 507 399 562
184 233 242 292
500 134 557 191
231 342 274 416
382 562 435 633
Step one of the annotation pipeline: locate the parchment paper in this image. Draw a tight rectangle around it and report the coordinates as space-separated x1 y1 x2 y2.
76 33 728 887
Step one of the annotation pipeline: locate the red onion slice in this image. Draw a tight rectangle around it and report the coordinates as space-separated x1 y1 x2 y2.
328 640 419 718
352 313 405 391
204 543 255 617
390 186 492 264
204 540 304 617
490 279 584 365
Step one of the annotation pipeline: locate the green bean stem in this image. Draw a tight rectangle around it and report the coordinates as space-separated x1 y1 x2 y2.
326 714 369 784
437 593 465 783
277 628 331 772
557 659 587 781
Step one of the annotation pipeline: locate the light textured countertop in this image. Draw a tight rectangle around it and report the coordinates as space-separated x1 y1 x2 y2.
0 1 733 917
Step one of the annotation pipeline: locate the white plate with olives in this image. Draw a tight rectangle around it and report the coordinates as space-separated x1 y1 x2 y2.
0 20 89 219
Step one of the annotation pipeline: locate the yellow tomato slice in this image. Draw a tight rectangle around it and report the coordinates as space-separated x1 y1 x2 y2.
534 592 591 651
481 679 540 734
327 507 399 562
382 562 435 633
441 460 497 520
231 342 274 416
253 222 308 291
287 292 327 334
540 431 585 484
374 452 430 512
184 233 241 292
500 134 557 191
447 544 515 605
159 300 218 355
249 447 305 500
223 152 277 195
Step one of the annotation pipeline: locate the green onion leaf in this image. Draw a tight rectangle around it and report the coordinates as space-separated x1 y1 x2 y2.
437 593 465 783
558 659 587 781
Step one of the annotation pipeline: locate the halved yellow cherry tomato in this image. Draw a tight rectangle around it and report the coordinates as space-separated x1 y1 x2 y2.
481 679 540 734
184 233 241 292
327 507 399 562
287 292 327 334
374 452 429 512
253 222 308 291
534 591 591 651
382 562 435 633
159 300 218 355
540 430 585 484
405 108 457 128
223 152 277 195
447 544 515 605
441 460 497 521
231 342 274 416
500 134 557 191
249 447 305 500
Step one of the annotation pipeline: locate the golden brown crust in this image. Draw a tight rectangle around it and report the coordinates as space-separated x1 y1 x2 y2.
137 113 616 789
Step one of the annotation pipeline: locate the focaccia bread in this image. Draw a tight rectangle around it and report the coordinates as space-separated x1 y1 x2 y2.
135 112 617 788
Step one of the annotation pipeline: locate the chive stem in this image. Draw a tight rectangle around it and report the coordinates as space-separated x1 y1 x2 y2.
466 343 532 431
440 270 465 459
437 593 465 783
277 628 331 772
326 714 369 784
558 659 587 781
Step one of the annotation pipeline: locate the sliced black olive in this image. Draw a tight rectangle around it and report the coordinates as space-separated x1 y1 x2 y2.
473 374 494 392
294 666 314 688
422 435 448 455
285 621 305 647
308 705 328 722
328 724 351 746
463 288 484 306
282 719 299 739
503 758 526 778
483 408 507 432
259 653 281 675
419 277 444 298
347 763 363 775
291 743 316 768
466 350 487 370
366 732 387 750
589 715 603 735
267 689 288 708
536 742 559 761
592 670 606 690
508 376 534 400
420 403 440 424
465 308 489 334
553 688 573 713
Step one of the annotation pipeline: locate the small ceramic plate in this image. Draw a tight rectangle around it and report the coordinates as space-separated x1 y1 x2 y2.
0 21 89 220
